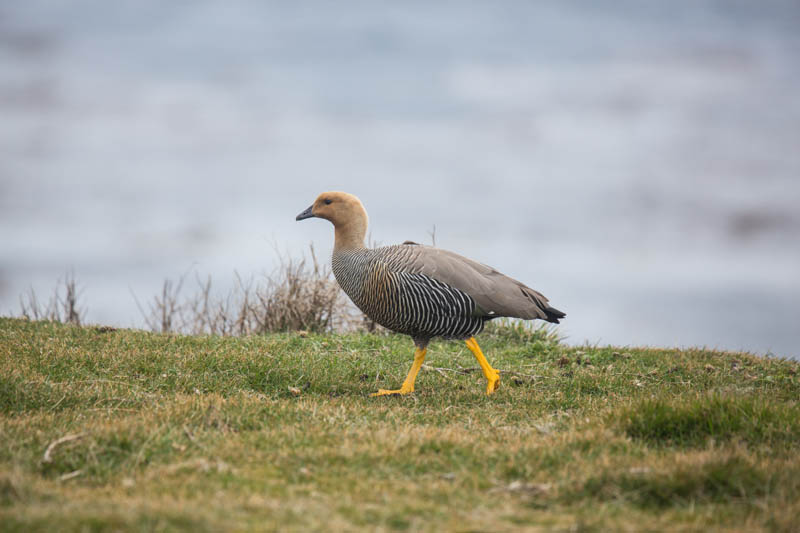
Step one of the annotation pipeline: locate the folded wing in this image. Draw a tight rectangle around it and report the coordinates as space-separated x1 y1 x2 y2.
400 245 565 323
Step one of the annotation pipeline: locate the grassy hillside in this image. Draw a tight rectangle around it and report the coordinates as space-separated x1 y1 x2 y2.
1 317 798 531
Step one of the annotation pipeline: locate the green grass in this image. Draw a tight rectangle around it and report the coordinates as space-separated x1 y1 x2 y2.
618 394 800 449
1 317 798 531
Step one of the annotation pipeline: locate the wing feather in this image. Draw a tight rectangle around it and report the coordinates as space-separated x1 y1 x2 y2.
391 244 564 322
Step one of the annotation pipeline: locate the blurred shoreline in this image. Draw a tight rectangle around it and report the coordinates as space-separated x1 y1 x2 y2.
1 1 798 357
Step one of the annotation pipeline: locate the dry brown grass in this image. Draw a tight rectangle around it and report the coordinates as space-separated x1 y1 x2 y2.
134 245 358 335
19 247 359 336
18 271 84 326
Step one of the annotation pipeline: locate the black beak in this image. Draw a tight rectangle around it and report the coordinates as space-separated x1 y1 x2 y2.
295 204 315 221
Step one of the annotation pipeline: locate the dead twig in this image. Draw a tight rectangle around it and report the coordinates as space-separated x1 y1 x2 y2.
428 224 437 247
490 481 551 495
42 433 86 463
58 470 83 482
421 365 548 382
20 271 85 325
134 244 357 336
421 364 450 378
419 365 481 375
501 371 550 381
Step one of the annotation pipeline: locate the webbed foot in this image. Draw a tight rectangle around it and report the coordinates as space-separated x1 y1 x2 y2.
485 370 501 395
371 386 414 397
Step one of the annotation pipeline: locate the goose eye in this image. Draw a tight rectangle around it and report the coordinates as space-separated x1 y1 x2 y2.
324 198 332 205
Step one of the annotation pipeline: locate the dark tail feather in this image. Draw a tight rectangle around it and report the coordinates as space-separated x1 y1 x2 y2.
544 306 566 324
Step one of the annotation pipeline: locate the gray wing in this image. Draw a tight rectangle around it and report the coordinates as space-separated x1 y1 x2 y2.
392 244 565 322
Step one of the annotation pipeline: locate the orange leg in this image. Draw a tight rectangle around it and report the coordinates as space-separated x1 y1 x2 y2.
371 347 427 396
465 337 500 395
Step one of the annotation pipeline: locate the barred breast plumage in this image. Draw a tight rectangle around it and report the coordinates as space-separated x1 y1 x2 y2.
332 244 486 342
296 191 565 397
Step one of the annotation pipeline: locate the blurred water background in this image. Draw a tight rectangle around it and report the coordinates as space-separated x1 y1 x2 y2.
1 1 799 357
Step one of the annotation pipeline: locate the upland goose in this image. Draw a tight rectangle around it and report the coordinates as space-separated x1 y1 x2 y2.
296 192 565 396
